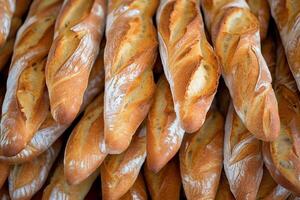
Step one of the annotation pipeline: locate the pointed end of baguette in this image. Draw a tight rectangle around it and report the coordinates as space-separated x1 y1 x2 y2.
51 103 79 125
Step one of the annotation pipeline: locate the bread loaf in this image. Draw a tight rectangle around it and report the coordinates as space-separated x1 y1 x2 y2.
224 103 263 199
0 0 15 47
104 0 157 153
101 126 146 200
146 75 184 173
179 108 223 200
119 173 147 200
45 0 106 125
0 0 62 157
156 0 220 133
201 0 280 141
215 171 235 200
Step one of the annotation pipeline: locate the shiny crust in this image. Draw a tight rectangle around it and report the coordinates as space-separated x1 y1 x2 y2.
224 103 263 199
156 0 220 133
146 76 184 173
46 0 106 125
0 0 62 157
64 93 107 185
215 171 235 200
0 0 15 47
119 173 147 200
42 163 98 200
144 158 181 200
8 140 61 200
179 109 224 200
104 0 157 153
201 0 280 141
101 126 146 200
0 45 105 164
268 0 300 91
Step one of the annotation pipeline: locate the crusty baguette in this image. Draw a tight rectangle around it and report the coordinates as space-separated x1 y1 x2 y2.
45 0 106 125
8 140 61 200
119 173 147 200
224 103 263 199
0 0 63 157
0 0 15 47
262 33 276 80
179 108 223 200
144 158 181 200
201 0 280 141
0 43 105 164
64 93 107 185
215 171 235 200
268 0 300 91
42 163 98 200
104 0 157 154
146 75 184 173
101 126 146 200
156 0 220 133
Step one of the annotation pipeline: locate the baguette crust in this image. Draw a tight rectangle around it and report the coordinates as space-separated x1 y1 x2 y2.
144 158 181 200
146 76 184 173
0 0 15 47
46 0 106 125
156 0 220 133
8 140 61 200
215 171 235 200
119 173 147 200
179 109 223 200
64 93 107 185
101 126 146 200
224 103 263 199
201 0 280 141
0 0 62 157
104 0 157 153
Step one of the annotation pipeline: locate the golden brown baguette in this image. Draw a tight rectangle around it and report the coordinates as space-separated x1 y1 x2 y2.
45 0 106 125
0 43 105 164
100 126 146 200
42 163 98 200
268 0 300 91
144 158 181 200
8 140 61 200
201 0 280 141
119 173 147 200
0 0 15 47
0 0 63 157
146 75 184 173
215 171 235 200
224 103 263 199
256 166 291 200
64 93 107 185
179 108 224 200
104 0 157 154
156 0 220 133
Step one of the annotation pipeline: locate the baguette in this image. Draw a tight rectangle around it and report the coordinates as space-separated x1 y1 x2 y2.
146 75 184 173
224 103 263 199
156 0 220 133
119 173 147 200
201 0 280 141
0 0 62 157
0 0 15 47
101 126 146 200
215 171 235 200
179 108 223 200
8 140 61 200
268 0 300 91
144 158 181 200
104 0 157 154
64 93 107 185
45 0 106 125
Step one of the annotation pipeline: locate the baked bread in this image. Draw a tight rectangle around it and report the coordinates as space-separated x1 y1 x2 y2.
144 158 181 200
215 171 235 200
64 93 107 185
45 0 106 125
156 0 220 133
224 103 263 199
101 126 146 200
0 0 15 47
146 75 184 173
268 0 300 91
201 0 280 141
8 140 61 200
179 108 223 200
0 0 62 157
104 0 157 154
119 173 147 200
